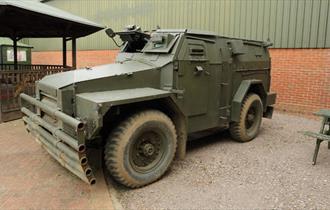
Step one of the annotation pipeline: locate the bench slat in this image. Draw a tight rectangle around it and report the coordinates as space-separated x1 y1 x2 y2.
315 109 330 118
302 131 330 141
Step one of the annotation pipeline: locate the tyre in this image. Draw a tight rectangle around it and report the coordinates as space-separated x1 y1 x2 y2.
104 110 177 188
229 93 263 142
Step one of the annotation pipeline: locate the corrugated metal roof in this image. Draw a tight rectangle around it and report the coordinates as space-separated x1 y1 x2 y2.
0 0 105 38
0 0 104 29
0 38 32 48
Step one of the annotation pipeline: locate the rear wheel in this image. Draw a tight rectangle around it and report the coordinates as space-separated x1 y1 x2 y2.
229 93 263 142
104 110 177 188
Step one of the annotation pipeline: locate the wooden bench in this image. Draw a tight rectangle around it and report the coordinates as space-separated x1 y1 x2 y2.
301 109 330 165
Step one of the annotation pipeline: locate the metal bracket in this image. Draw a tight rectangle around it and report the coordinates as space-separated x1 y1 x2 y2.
171 89 184 94
169 89 185 99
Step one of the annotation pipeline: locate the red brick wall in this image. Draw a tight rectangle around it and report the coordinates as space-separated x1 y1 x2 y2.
32 50 119 67
32 49 330 114
270 49 330 114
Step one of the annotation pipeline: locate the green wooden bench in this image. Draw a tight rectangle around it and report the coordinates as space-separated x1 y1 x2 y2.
301 109 330 165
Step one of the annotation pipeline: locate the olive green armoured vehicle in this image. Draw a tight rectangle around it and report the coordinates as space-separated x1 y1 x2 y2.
20 25 276 188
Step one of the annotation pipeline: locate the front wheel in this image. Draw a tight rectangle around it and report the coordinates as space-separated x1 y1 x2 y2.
104 110 177 188
229 93 263 142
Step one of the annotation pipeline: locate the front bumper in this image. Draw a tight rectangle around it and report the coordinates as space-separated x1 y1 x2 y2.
20 93 96 185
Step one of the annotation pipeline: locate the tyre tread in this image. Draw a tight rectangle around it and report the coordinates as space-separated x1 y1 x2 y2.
104 110 177 188
229 93 262 142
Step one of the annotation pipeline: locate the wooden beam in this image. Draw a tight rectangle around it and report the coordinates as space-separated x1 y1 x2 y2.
72 38 77 69
62 37 67 67
13 38 18 70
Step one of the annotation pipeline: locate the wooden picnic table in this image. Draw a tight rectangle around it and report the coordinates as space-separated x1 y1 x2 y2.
302 109 330 165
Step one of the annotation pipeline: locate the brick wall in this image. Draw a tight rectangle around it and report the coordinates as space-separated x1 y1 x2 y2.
32 49 330 115
32 50 119 67
271 49 330 114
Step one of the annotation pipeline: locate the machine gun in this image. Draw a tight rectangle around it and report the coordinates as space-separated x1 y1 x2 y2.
106 25 150 52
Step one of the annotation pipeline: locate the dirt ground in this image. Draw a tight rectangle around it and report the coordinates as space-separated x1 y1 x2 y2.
108 111 330 209
0 120 113 210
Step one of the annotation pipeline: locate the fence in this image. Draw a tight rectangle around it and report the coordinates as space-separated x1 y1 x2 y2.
0 64 72 122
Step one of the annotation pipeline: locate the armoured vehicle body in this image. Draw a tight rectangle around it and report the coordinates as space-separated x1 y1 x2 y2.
21 26 276 188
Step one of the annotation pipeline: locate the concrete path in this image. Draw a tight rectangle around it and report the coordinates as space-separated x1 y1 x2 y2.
0 120 113 210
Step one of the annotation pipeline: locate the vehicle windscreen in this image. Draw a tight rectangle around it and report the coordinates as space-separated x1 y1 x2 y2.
142 33 180 53
118 31 150 53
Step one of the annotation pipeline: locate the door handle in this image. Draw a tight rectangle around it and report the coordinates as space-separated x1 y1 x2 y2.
195 66 210 75
196 66 204 72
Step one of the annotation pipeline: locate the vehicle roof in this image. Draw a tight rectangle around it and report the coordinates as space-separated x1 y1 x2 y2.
156 29 215 36
156 29 267 44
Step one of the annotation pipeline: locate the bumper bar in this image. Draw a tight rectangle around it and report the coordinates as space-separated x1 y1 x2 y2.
21 107 85 152
20 93 84 131
20 93 96 185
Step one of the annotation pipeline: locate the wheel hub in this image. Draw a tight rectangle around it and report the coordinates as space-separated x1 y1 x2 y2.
245 107 257 129
131 131 163 170
142 143 155 156
247 113 255 122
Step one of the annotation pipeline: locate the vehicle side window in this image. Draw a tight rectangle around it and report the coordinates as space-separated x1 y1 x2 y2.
178 38 208 62
189 45 205 56
187 42 207 61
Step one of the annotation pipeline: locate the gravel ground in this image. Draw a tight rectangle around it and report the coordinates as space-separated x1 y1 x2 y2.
107 111 330 209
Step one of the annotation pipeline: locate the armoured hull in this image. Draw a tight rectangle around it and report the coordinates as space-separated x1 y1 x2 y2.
20 28 276 187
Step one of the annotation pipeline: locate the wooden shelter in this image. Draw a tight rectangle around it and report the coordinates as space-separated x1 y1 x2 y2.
0 0 104 122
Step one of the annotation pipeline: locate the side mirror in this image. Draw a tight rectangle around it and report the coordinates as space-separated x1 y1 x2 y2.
105 28 116 38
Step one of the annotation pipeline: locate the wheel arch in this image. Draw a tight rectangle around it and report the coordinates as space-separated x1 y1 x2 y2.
230 80 267 122
101 96 188 160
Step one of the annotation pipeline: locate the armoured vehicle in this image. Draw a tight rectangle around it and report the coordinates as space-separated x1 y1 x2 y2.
20 25 276 188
